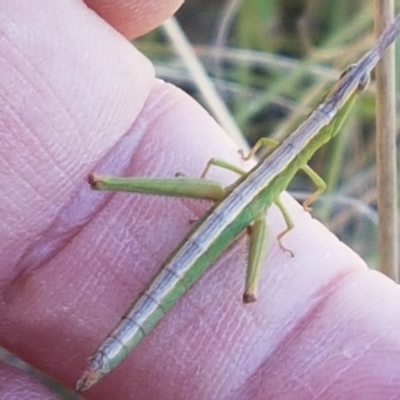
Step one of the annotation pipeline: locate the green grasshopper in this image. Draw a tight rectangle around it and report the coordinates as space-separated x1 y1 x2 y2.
77 13 400 391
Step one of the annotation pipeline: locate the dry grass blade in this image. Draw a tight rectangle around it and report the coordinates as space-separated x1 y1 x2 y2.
374 0 399 281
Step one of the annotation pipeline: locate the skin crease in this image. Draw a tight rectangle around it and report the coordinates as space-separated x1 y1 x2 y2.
1 0 400 399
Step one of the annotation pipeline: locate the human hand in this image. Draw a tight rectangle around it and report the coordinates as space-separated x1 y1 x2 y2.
2 1 400 399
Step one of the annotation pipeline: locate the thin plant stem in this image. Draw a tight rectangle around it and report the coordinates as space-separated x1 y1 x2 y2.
374 0 399 281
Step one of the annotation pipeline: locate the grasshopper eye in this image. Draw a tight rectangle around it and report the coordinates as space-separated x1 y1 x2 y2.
339 64 357 79
340 64 370 93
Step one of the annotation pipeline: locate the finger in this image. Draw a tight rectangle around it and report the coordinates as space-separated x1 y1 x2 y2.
1 0 154 282
233 270 400 399
1 0 242 395
85 0 183 38
0 0 157 394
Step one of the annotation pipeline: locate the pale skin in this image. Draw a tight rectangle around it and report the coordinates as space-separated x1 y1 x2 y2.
2 1 400 399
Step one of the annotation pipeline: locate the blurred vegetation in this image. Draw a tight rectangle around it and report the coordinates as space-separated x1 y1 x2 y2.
136 0 400 266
